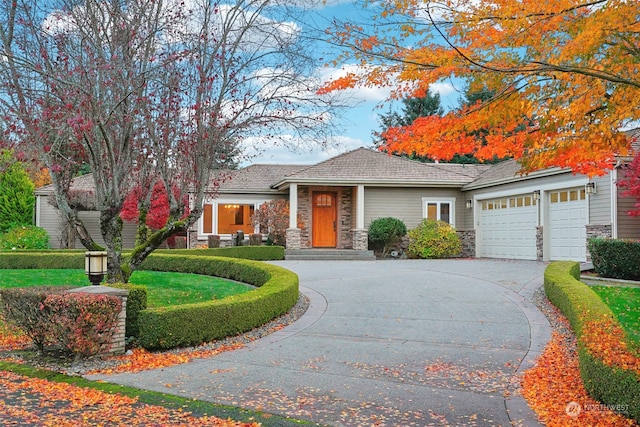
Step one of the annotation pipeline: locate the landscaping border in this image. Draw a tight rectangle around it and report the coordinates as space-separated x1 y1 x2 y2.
0 248 298 351
544 261 640 422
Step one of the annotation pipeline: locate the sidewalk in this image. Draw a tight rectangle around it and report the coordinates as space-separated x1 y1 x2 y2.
89 259 550 427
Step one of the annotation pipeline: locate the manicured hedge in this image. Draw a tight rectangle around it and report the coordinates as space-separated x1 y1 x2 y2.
157 245 285 261
0 247 297 350
587 238 640 280
136 254 298 350
0 245 285 269
544 262 640 422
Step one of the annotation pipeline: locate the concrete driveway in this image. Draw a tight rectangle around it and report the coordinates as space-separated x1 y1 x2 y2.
92 259 550 427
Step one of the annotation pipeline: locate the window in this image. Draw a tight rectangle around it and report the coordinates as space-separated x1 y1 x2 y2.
423 198 455 225
201 202 256 235
218 204 255 234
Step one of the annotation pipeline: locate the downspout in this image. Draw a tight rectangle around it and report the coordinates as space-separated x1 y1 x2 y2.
611 160 622 238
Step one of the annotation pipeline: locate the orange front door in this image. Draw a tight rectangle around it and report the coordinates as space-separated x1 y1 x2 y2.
312 192 337 247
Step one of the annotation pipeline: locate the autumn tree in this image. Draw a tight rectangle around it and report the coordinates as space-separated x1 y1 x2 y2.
321 0 640 176
0 0 340 282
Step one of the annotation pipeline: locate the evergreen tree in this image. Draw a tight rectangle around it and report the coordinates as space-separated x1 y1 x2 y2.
0 150 35 233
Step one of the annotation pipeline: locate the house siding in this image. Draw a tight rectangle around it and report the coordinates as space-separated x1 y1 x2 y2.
363 187 465 229
617 190 640 239
589 173 613 226
37 195 138 249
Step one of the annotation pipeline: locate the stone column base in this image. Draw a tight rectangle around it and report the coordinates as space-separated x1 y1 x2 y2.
286 228 301 249
352 228 368 251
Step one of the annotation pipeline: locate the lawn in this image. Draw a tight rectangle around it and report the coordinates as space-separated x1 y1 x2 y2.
0 269 252 308
591 285 640 347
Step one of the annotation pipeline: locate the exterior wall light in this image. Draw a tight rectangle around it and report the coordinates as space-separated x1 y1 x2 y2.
533 190 541 201
586 182 597 194
466 199 473 209
85 251 108 286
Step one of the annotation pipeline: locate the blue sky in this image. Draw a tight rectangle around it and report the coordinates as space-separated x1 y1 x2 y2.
241 0 461 166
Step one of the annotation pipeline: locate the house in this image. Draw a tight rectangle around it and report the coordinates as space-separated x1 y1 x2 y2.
36 147 640 262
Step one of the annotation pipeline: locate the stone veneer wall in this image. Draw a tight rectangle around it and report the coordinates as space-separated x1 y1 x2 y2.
297 186 311 248
352 229 368 250
456 230 476 258
536 226 544 262
585 224 613 261
339 188 354 249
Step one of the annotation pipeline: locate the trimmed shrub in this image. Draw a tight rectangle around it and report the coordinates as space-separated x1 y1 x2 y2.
0 286 72 353
45 293 121 361
160 245 284 261
0 245 285 270
109 283 147 338
368 217 407 256
407 219 461 259
137 255 298 350
587 238 640 280
544 262 640 422
0 225 50 250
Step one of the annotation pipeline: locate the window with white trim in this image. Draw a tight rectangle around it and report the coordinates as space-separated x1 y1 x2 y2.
201 202 257 235
422 198 455 226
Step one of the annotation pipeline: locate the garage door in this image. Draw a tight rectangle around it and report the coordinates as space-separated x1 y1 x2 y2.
478 194 538 260
548 188 587 261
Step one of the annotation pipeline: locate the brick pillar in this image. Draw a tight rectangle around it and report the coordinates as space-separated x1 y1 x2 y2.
67 286 129 356
352 228 368 250
286 228 301 249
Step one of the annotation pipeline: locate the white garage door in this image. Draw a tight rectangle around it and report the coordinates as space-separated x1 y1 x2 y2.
548 188 587 261
478 194 538 260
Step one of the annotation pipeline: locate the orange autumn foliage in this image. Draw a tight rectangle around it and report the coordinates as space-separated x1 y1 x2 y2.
580 317 640 376
521 331 637 427
87 343 245 375
322 0 640 176
0 371 259 426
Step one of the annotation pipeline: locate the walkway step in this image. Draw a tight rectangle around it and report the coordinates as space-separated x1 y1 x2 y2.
285 249 376 261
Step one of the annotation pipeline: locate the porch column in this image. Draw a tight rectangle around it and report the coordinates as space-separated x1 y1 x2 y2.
286 183 301 249
352 185 368 250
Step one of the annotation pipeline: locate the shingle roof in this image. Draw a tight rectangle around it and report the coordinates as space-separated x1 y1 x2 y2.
272 147 490 188
462 158 567 190
35 173 95 195
212 164 307 193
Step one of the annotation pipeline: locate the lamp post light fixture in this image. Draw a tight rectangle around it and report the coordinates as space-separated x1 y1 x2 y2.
85 251 108 286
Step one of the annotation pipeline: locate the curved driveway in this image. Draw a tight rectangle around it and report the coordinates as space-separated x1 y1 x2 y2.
94 259 550 427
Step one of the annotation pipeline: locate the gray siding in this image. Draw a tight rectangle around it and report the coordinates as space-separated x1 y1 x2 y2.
617 190 640 239
589 173 613 225
363 187 465 230
36 196 137 249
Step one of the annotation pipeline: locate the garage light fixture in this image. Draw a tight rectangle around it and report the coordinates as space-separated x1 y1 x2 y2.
533 190 541 201
586 182 596 194
466 199 473 209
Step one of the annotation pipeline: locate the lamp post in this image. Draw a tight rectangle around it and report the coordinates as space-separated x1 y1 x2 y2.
85 251 108 286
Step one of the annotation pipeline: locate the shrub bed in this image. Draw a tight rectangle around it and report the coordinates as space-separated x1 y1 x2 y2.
0 247 297 351
137 254 298 350
159 245 284 261
544 261 640 422
587 238 640 280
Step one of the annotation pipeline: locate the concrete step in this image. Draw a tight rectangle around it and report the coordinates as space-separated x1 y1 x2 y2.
285 249 376 261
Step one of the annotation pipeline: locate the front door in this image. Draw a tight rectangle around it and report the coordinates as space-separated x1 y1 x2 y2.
312 192 337 247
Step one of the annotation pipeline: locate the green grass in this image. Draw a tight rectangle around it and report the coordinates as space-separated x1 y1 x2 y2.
591 285 640 346
0 269 252 308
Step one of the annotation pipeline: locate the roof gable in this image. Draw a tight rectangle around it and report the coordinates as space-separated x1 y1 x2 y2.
273 147 490 187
